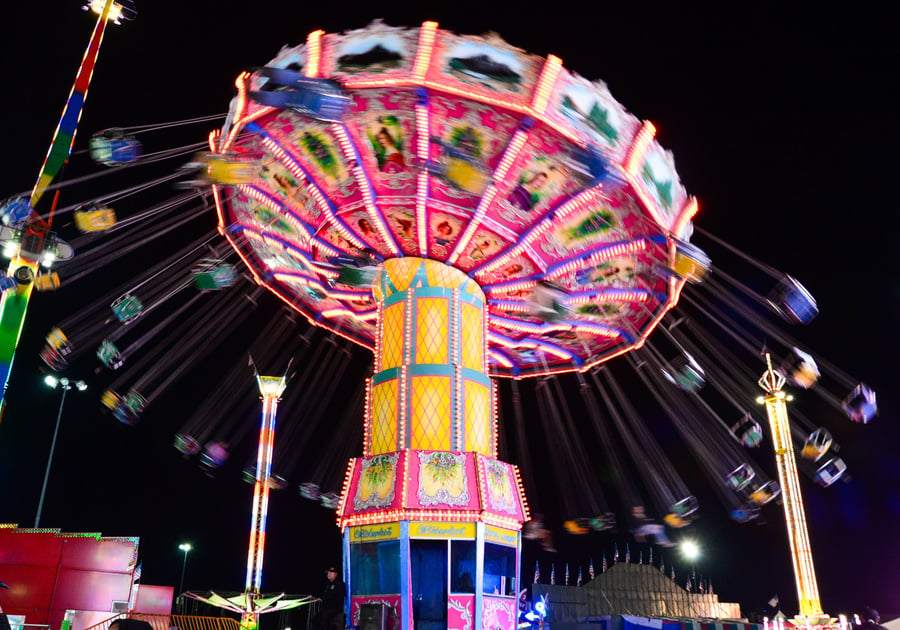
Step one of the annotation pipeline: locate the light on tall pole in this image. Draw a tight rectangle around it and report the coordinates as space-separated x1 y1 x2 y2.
759 353 828 623
680 540 700 562
35 376 86 528
680 539 701 617
178 542 192 595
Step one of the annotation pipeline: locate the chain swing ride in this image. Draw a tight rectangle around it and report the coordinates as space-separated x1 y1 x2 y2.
0 14 881 627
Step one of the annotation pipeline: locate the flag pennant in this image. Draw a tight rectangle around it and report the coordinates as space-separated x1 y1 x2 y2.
133 562 142 583
625 543 631 563
577 566 583 587
551 564 556 585
649 547 653 565
671 565 676 580
709 580 714 595
589 558 595 580
565 563 570 586
686 576 692 592
639 550 643 565
534 561 540 584
602 553 608 572
613 544 619 563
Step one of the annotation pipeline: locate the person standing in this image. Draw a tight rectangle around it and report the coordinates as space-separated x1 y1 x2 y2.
858 607 888 630
320 566 346 630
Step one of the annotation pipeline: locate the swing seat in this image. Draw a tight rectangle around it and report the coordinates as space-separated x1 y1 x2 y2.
748 480 780 506
768 275 818 324
843 383 877 424
725 463 755 491
781 347 820 389
174 433 202 457
814 457 847 487
801 428 833 461
733 413 763 447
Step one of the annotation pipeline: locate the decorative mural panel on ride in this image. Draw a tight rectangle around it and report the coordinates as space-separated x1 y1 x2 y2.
416 451 472 507
354 453 400 511
340 451 527 525
222 21 700 379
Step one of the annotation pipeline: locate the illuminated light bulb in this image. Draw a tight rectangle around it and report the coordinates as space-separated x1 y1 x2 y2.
305 30 324 78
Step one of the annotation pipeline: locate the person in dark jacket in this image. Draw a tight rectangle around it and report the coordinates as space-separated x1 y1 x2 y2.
320 566 346 630
858 607 888 630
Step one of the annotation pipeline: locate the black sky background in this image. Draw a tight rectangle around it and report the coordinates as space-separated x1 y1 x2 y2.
1 1 898 619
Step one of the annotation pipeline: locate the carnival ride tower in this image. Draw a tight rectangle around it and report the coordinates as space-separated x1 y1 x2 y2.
337 258 528 630
213 19 706 630
246 373 288 597
758 355 829 624
0 0 132 411
186 371 315 626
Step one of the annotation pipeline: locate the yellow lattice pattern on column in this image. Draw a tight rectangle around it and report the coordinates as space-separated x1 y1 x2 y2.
463 380 491 454
425 259 468 290
381 302 405 370
460 302 484 371
371 380 399 454
410 375 452 451
383 258 423 294
416 298 449 364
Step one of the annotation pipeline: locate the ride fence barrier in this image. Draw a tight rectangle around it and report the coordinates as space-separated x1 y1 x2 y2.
82 614 241 630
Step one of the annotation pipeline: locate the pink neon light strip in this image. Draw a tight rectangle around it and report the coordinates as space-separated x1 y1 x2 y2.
415 103 430 256
262 280 376 351
623 122 668 230
575 276 686 374
222 71 251 151
447 129 529 265
565 288 651 305
227 106 276 152
218 222 265 286
306 30 324 78
473 185 605 277
269 271 372 305
542 237 649 281
332 69 584 148
331 123 400 255
489 349 514 369
529 55 563 116
258 134 366 250
625 121 656 175
671 195 699 238
236 184 339 257
413 21 438 79
489 315 621 339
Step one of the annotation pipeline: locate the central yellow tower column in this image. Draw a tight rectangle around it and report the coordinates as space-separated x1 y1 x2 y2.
366 258 495 457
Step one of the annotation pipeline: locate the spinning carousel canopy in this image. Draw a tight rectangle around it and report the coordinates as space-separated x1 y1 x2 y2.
216 20 699 377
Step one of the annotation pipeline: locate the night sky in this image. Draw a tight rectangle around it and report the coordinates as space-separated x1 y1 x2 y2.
1 1 898 620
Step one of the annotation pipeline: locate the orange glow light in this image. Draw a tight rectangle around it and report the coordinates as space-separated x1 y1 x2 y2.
306 30 324 78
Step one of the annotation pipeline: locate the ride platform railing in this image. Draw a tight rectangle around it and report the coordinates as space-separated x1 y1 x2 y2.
82 613 241 630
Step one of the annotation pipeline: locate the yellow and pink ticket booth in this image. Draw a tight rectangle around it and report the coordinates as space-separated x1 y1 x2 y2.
337 259 529 630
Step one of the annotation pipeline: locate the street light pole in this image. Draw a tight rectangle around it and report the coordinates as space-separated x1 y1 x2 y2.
681 539 701 618
178 543 192 596
35 376 86 528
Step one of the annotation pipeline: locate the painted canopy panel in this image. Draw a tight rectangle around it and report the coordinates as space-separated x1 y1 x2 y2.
219 21 698 376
